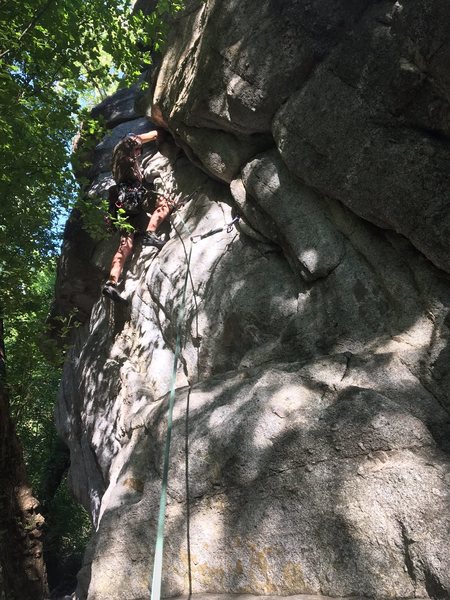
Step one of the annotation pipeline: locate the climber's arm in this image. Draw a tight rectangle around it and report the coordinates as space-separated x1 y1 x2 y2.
136 130 159 144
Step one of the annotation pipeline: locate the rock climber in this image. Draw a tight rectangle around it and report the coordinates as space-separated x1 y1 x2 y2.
102 129 175 304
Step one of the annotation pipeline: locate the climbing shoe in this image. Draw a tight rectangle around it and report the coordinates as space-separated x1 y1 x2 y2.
142 231 166 250
102 281 128 305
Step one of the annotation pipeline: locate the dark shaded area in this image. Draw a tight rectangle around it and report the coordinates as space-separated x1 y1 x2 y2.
47 553 83 599
0 319 48 600
47 209 105 340
39 437 71 508
424 568 449 600
38 438 91 599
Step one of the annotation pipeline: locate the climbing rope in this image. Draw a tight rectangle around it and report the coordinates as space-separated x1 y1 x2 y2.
149 200 239 600
150 240 192 600
149 197 197 600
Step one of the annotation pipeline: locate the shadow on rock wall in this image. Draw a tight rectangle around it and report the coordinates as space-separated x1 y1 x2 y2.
66 157 450 598
156 351 450 598
70 176 450 596
53 1 450 592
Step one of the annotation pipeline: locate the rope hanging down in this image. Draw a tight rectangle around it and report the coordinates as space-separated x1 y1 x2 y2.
149 203 239 600
149 242 192 600
149 198 197 600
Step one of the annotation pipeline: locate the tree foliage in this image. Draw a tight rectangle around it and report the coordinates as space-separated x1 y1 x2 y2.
0 0 182 319
0 0 184 443
0 0 183 592
2 262 89 595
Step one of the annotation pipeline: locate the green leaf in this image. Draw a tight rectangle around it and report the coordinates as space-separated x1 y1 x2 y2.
1 0 185 566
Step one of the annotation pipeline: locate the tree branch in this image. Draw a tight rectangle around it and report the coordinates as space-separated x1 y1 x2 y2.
0 0 56 60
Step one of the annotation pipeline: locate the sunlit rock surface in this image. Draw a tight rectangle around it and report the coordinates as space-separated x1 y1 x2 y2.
53 0 450 598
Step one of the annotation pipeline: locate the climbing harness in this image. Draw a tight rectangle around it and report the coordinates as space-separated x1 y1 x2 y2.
115 182 146 215
190 215 240 243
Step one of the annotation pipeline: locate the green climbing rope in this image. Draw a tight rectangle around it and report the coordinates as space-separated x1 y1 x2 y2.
149 241 193 600
149 204 238 600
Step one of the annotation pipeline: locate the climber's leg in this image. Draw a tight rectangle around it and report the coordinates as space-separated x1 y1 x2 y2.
147 197 171 232
103 234 134 303
109 234 134 283
142 197 172 249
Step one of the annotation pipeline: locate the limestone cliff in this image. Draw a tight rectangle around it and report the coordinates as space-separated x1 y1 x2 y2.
53 1 450 598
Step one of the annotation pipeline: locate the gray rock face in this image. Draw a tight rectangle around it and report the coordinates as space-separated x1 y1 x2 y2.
52 1 450 599
235 150 345 281
90 85 146 128
153 0 371 135
152 0 372 181
272 1 450 274
73 357 450 600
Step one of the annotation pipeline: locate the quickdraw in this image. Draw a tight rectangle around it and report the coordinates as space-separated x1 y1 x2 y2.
190 215 240 243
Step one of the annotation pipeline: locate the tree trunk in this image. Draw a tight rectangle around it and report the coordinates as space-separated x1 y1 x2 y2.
0 318 48 600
